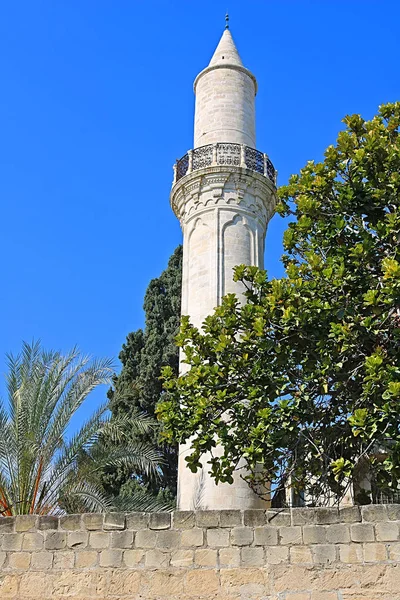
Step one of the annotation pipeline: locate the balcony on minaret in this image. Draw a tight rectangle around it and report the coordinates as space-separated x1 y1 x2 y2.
173 143 276 186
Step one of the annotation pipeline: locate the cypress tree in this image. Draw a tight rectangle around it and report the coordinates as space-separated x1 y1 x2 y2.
105 246 182 501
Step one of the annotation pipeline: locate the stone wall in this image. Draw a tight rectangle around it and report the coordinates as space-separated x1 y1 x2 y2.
0 506 400 599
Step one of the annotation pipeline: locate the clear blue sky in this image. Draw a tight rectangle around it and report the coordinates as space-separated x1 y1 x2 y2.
0 1 399 420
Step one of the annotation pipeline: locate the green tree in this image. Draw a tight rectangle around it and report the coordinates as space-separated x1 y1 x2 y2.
158 103 400 506
105 246 182 503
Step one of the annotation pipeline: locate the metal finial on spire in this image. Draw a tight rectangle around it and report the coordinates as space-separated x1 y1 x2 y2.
225 13 229 29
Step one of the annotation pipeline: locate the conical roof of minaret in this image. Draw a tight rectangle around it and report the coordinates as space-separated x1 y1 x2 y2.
208 29 244 67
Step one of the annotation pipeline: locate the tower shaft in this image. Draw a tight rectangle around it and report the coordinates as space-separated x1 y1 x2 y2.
171 29 277 510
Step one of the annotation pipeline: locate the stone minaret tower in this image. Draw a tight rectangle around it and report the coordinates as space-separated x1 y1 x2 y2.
170 22 277 510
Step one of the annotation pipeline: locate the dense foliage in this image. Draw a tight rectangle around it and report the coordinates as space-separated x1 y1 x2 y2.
104 246 182 505
159 103 400 505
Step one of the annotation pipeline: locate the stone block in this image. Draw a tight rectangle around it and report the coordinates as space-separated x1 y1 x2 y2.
9 552 31 569
0 574 19 597
311 593 338 600
89 531 109 549
104 512 125 530
266 509 291 527
241 546 264 567
220 568 264 594
351 523 374 542
376 520 399 541
145 548 170 568
99 548 123 567
303 525 327 544
231 526 253 546
339 506 361 523
0 517 14 533
111 530 134 549
363 542 387 562
388 542 400 560
147 571 184 596
387 504 400 521
195 510 220 528
326 523 350 544
2 533 23 551
362 504 387 522
149 512 171 530
15 515 37 532
195 548 218 567
292 508 317 525
126 512 149 530
171 548 194 567
207 528 229 547
45 530 66 550
279 525 303 545
243 509 266 527
315 508 340 524
312 544 337 565
38 516 58 530
135 529 156 548
338 544 363 563
60 514 81 530
53 550 74 569
74 550 98 568
184 569 220 595
20 572 52 596
290 545 313 564
123 548 144 567
82 513 103 531
219 547 240 567
254 526 278 546
267 545 289 564
220 509 242 527
22 532 43 551
0 552 6 568
181 527 204 547
173 511 195 529
108 571 140 595
67 531 88 548
30 550 53 570
156 529 180 549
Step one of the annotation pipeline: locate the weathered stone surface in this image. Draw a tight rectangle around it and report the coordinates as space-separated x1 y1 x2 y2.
351 523 375 543
290 545 313 564
99 548 123 567
292 508 317 526
386 505 400 521
89 531 109 549
266 509 291 527
254 526 278 546
279 525 303 545
22 532 43 551
145 548 170 568
220 510 242 527
60 515 81 531
181 527 204 547
123 548 144 567
303 525 327 545
267 545 290 564
196 510 220 528
0 517 14 533
219 547 240 567
362 505 387 522
339 544 364 563
52 550 74 569
9 552 31 569
135 529 157 548
45 531 66 550
339 506 361 523
195 548 218 567
207 528 229 547
171 549 194 567
173 511 195 529
184 569 219 595
376 521 399 542
82 513 104 531
126 512 149 530
156 529 180 549
364 542 388 562
74 550 98 568
243 509 265 527
149 512 171 530
231 526 253 546
15 515 37 532
30 551 53 570
38 516 58 530
241 546 264 567
312 544 337 564
326 524 350 544
67 531 88 548
315 508 340 525
103 512 125 530
2 533 23 551
110 530 134 549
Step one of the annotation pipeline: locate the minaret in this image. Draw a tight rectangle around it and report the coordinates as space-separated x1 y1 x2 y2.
170 20 277 510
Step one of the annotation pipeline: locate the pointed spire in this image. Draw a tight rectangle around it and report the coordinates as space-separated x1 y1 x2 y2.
208 28 244 68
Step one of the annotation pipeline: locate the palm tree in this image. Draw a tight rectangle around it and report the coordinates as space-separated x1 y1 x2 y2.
0 341 170 515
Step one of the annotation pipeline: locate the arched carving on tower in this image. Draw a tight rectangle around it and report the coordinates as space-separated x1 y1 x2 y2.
221 213 254 299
